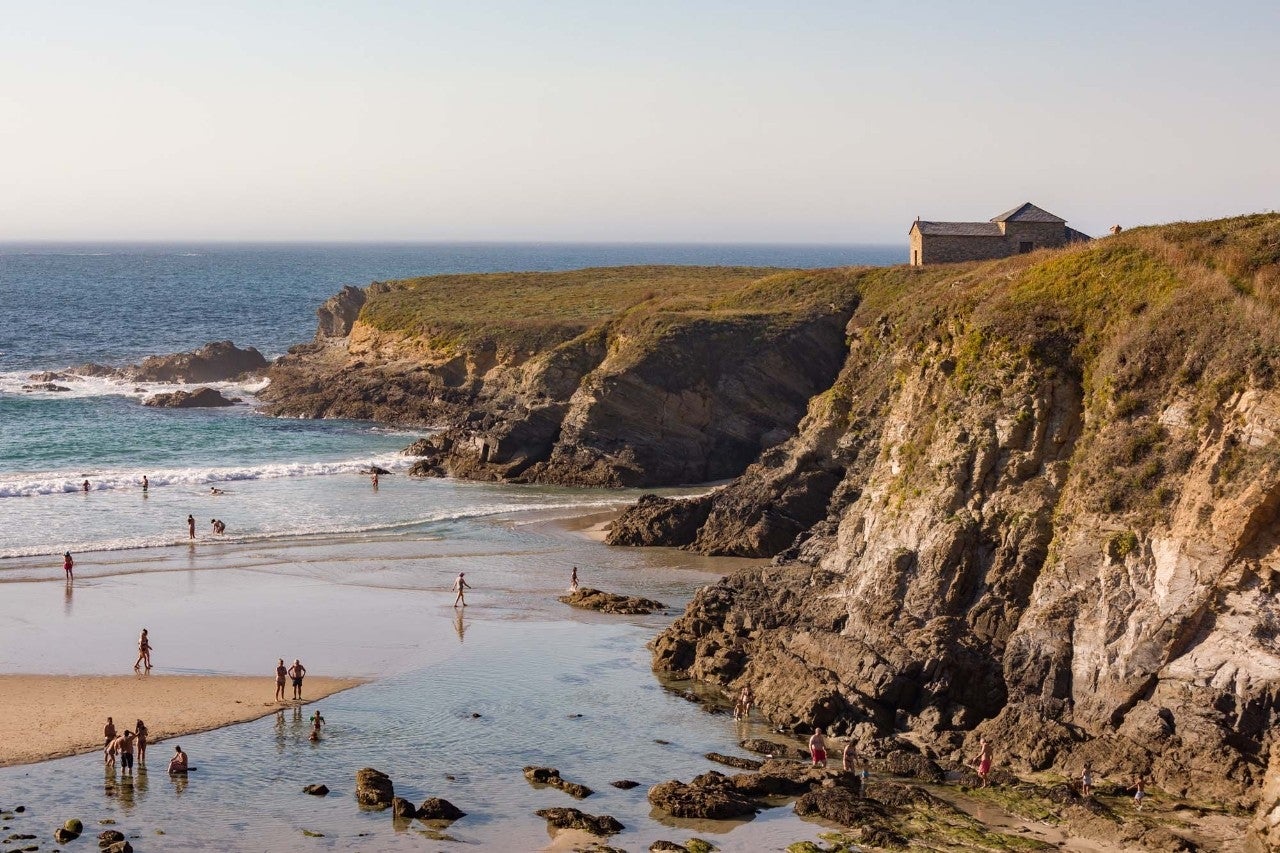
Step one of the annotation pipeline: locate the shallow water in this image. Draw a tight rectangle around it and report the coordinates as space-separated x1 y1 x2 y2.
0 510 850 852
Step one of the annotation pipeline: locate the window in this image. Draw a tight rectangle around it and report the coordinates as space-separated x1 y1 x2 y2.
1018 241 1034 254
912 250 919 265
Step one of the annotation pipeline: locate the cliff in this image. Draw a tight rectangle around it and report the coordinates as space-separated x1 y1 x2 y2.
613 214 1280 833
261 265 862 486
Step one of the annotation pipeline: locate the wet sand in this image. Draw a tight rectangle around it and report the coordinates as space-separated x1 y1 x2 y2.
0 674 363 767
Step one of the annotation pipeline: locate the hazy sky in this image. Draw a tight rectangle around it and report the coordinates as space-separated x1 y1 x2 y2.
2 1 1276 242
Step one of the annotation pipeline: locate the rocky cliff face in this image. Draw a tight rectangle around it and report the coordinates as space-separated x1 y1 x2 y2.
261 267 861 487
622 215 1280 822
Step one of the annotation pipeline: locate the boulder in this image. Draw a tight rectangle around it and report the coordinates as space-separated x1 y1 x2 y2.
730 758 855 797
143 387 237 408
870 750 946 783
534 807 623 836
391 796 417 819
417 797 466 822
523 765 593 798
739 738 807 759
99 829 126 845
610 780 640 789
793 786 891 827
55 826 78 843
105 843 134 853
647 772 758 820
650 843 688 853
63 818 84 835
131 340 268 383
704 752 763 770
302 784 329 796
355 767 394 808
558 588 665 615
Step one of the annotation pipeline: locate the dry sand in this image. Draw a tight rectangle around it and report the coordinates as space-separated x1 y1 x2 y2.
0 674 363 767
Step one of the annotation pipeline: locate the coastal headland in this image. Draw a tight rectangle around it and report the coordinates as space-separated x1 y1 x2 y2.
259 212 1280 850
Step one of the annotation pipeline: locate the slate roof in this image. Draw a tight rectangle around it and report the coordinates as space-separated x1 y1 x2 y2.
990 202 1066 223
1065 226 1092 242
912 221 1003 237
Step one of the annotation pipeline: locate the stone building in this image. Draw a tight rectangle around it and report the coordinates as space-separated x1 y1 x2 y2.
908 202 1091 266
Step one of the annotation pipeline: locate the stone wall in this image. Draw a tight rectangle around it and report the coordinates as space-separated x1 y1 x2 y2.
1001 220 1068 250
919 234 1009 265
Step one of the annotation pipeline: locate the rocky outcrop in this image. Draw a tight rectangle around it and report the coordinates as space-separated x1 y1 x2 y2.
316 284 369 338
640 216 1280 814
523 766 594 799
130 340 268 383
534 807 623 836
417 797 465 821
1248 742 1280 852
391 796 416 819
143 387 237 408
646 771 759 819
704 752 762 770
261 267 859 487
355 767 394 808
558 588 665 615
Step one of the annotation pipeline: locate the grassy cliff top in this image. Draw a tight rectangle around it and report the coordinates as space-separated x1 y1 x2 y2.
357 264 869 353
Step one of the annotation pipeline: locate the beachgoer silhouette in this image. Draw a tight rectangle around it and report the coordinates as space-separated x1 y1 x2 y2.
142 475 148 492
83 479 90 493
275 658 287 701
371 471 379 489
972 737 992 787
134 628 152 671
167 745 189 774
570 566 579 591
453 572 471 607
135 719 149 763
104 717 117 750
809 728 827 767
288 659 306 700
187 514 195 540
63 551 74 579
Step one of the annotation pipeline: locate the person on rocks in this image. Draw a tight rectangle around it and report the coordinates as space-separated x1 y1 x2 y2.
63 550 74 580
1081 761 1093 797
733 684 754 720
809 728 828 768
288 658 306 700
187 514 196 540
1131 773 1146 810
134 628 153 671
842 740 855 772
453 572 471 607
134 719 149 763
275 658 288 701
167 745 189 774
972 737 992 788
569 566 579 592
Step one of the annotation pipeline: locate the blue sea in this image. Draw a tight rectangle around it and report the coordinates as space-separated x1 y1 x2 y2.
0 242 897 560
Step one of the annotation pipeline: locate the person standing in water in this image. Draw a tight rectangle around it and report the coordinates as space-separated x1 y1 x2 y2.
288 659 306 700
103 717 117 750
309 709 325 741
809 728 828 767
134 719 149 763
371 471 379 489
82 479 90 493
972 737 993 787
134 628 153 671
453 572 471 607
569 566 579 592
63 551 74 580
733 683 754 720
187 514 196 540
141 475 148 492
275 658 288 702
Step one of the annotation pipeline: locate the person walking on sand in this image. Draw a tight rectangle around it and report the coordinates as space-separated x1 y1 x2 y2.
809 728 827 767
187 514 195 539
453 572 471 607
167 745 189 774
63 550 74 580
569 566 579 592
134 719 149 763
288 659 306 700
134 628 152 671
275 658 288 702
103 717 117 750
1081 761 1093 797
972 737 993 788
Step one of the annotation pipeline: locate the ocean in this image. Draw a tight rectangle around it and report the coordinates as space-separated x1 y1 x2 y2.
0 241 898 561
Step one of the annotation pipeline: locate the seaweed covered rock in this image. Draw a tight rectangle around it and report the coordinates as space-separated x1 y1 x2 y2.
647 771 758 820
559 588 665 615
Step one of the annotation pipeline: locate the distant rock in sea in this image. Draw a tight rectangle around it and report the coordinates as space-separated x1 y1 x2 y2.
143 387 237 408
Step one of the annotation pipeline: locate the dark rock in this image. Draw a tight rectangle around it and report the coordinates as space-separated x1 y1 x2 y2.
730 759 856 797
105 843 134 853
523 765 594 798
63 819 83 835
870 750 945 783
302 784 329 796
417 797 466 822
607 493 715 548
99 829 125 845
131 340 268 383
650 843 688 852
534 807 623 836
56 826 78 842
143 387 237 408
647 772 758 819
559 587 665 615
705 752 763 770
355 767 394 808
794 786 891 827
738 738 807 759
391 796 417 819
611 780 640 789
21 382 71 392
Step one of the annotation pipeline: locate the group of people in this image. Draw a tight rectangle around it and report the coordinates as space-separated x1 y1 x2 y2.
274 658 307 702
103 717 190 774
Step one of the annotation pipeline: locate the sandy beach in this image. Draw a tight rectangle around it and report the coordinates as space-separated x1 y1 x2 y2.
0 674 363 767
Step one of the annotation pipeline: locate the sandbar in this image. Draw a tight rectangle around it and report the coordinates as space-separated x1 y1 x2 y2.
0 674 363 767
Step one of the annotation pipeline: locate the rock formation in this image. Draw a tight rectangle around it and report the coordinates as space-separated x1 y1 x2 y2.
143 387 237 408
533 806 623 836
128 340 268 383
623 215 1280 825
558 588 665 615
416 797 465 821
355 767 394 808
523 765 594 799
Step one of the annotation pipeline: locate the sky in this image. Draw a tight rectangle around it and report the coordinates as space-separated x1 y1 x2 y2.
1 1 1277 243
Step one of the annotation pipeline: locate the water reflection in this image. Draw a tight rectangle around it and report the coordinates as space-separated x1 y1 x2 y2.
170 772 188 797
453 608 467 643
64 578 73 617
